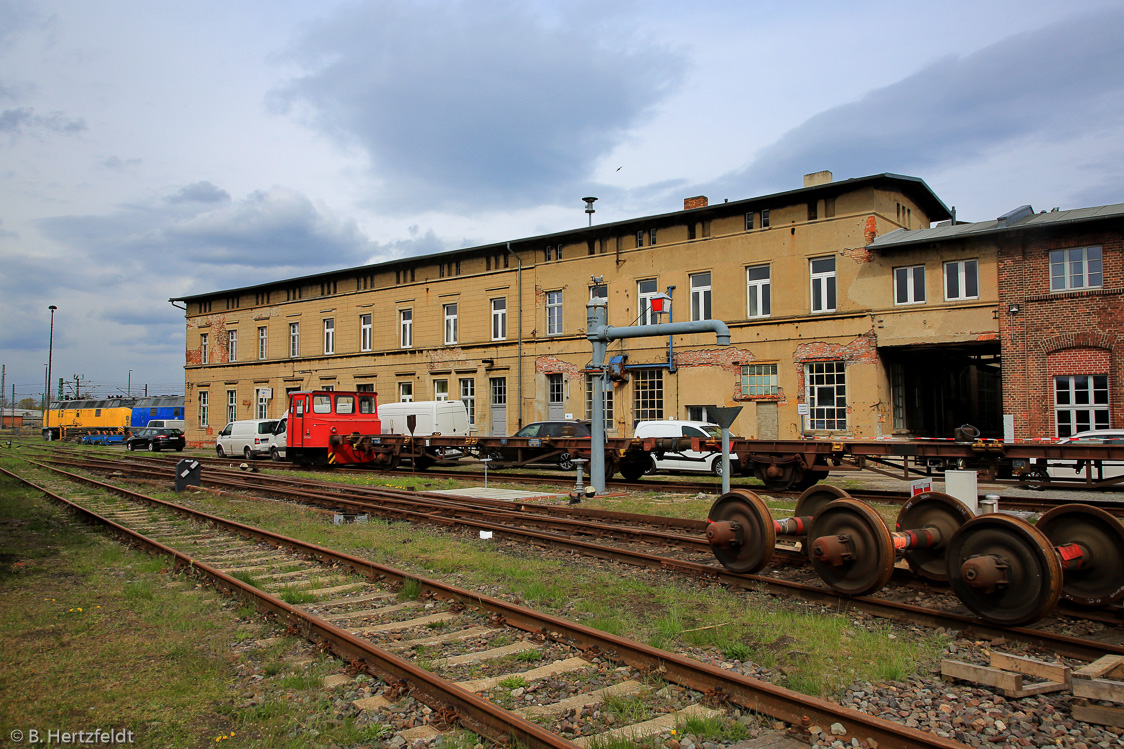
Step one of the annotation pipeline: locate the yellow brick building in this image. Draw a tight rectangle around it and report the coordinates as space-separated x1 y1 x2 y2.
175 172 1000 447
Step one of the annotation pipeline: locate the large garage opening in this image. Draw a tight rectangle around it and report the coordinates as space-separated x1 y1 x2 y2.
882 343 1002 438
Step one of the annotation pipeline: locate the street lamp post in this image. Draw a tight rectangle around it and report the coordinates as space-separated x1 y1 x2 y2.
46 305 57 439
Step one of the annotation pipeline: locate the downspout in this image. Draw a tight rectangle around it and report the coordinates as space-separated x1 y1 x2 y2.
666 285 677 373
505 242 523 429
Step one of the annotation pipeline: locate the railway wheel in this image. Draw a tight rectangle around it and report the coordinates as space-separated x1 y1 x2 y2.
895 492 973 582
755 461 797 492
1036 504 1124 606
706 489 776 574
947 514 1062 626
619 458 648 482
808 499 896 596
794 483 850 519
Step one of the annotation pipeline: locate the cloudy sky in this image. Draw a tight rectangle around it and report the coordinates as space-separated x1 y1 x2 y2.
2 0 1123 403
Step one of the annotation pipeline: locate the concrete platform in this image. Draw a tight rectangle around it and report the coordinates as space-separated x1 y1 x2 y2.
432 487 567 501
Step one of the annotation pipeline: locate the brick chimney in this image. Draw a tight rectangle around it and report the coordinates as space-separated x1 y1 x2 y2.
683 195 709 210
804 171 833 187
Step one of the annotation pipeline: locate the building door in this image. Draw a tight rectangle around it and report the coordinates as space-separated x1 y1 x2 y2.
490 377 507 436
547 374 565 421
756 402 778 440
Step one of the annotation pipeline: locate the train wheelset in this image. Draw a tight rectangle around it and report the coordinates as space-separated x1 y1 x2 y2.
706 485 1124 626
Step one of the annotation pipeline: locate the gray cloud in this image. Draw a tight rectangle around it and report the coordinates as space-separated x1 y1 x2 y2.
705 7 1124 201
166 180 231 204
0 107 87 135
272 1 684 211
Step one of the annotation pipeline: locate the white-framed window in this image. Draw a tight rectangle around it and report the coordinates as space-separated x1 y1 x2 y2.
589 284 607 300
198 391 209 427
443 303 458 345
649 228 657 246
256 388 269 419
546 291 563 335
745 212 754 231
289 322 300 358
199 333 209 364
742 363 778 396
491 298 506 341
810 257 836 313
689 272 711 321
894 265 926 305
398 382 413 402
323 318 334 355
761 209 770 228
585 377 614 431
638 279 659 325
1055 375 1110 437
460 378 475 425
400 309 413 349
226 389 237 425
433 379 449 401
635 231 644 248
746 265 771 318
257 326 267 360
1050 246 1102 292
944 259 979 301
633 369 664 421
805 360 846 431
227 330 237 362
360 314 372 352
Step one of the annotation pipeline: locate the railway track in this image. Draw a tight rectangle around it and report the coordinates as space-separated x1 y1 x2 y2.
2 460 970 749
40 452 1124 661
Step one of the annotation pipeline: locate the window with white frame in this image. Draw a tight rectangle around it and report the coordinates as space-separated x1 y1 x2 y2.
443 303 458 344
289 322 300 358
323 318 334 355
649 228 657 246
546 291 563 335
1055 375 1109 437
257 326 267 360
894 265 926 305
742 363 779 396
633 369 664 421
226 390 237 425
804 360 847 431
585 377 614 430
689 272 711 321
199 333 209 364
256 389 269 419
360 314 372 352
745 212 754 231
433 379 449 401
589 284 607 300
944 259 979 300
810 257 836 313
228 330 237 362
398 382 413 402
198 391 209 427
459 378 475 425
746 265 771 318
638 279 659 325
399 309 413 348
1050 247 1103 292
491 298 506 341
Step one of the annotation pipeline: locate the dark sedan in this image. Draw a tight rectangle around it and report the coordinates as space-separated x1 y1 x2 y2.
486 420 591 469
126 428 186 452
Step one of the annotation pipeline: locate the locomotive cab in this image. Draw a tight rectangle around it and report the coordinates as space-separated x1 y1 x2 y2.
286 390 381 465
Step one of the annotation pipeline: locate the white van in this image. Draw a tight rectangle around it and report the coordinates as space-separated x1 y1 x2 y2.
634 420 739 476
215 418 281 459
378 401 470 437
146 419 186 431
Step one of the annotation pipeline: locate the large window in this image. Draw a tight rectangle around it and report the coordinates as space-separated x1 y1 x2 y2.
633 369 664 421
491 298 506 341
1050 246 1102 292
199 333 209 364
746 265 771 318
226 389 237 425
323 318 334 355
585 378 614 430
400 309 413 348
444 303 458 345
810 257 836 313
638 279 659 325
546 291 563 335
198 391 209 427
257 326 267 360
228 330 237 362
742 363 778 397
360 314 372 352
689 272 711 321
460 378 475 425
894 265 926 305
289 322 300 358
944 259 979 301
1055 375 1109 437
805 361 846 431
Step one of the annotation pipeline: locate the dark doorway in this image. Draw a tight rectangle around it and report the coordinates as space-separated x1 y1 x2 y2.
882 343 1001 438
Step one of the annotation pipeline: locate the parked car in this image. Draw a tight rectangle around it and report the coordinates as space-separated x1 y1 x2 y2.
125 427 186 452
634 420 738 476
488 420 591 469
1042 429 1124 483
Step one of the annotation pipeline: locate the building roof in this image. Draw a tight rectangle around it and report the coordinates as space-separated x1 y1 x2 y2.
869 201 1124 250
172 173 950 303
